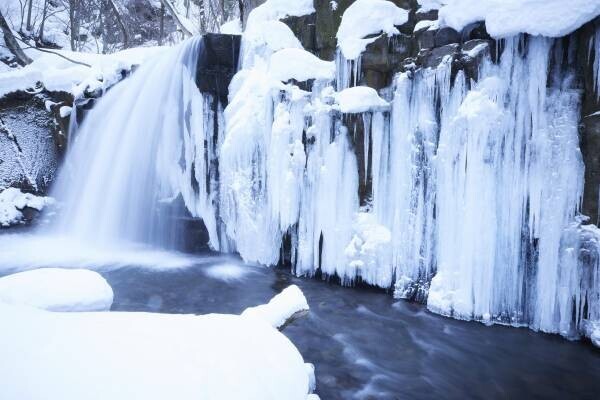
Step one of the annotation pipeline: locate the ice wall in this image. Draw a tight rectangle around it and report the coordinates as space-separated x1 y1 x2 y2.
194 1 599 341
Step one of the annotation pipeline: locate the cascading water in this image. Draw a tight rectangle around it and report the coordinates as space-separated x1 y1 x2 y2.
48 37 217 250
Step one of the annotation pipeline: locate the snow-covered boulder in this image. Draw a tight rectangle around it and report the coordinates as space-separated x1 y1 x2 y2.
335 86 390 113
242 284 309 329
0 268 113 311
0 286 318 400
337 0 409 60
0 188 54 227
269 48 335 82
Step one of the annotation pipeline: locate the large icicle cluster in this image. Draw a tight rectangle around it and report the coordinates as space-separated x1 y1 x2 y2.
176 0 599 342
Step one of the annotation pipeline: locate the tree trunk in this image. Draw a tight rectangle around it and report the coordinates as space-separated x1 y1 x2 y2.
69 0 78 51
159 0 194 37
26 0 34 32
159 3 164 45
0 11 32 66
38 0 48 42
107 0 129 48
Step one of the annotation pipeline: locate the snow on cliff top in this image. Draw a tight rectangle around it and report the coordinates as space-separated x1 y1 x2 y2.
335 86 390 113
0 286 318 400
0 46 165 99
269 48 335 82
428 0 600 38
0 268 113 312
337 0 409 60
247 0 315 26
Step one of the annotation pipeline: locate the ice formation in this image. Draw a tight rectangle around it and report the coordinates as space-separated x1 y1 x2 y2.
0 268 113 311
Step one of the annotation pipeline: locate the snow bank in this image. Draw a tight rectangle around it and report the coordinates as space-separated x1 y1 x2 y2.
0 268 113 311
0 299 317 400
0 188 53 227
335 86 390 113
337 0 409 60
269 48 335 82
435 0 600 38
242 285 309 329
0 46 165 99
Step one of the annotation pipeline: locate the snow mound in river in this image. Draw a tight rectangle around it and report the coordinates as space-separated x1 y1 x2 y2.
0 268 113 311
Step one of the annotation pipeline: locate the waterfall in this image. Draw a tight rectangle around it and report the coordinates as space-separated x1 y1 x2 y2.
48 37 218 250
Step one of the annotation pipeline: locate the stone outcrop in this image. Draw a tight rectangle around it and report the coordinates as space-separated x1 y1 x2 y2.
0 90 69 193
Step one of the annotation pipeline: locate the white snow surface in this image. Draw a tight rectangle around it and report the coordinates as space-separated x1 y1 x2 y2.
335 86 390 113
247 0 315 26
0 46 165 99
220 19 242 34
0 296 317 400
242 285 309 329
0 268 113 311
435 0 600 38
0 188 53 227
337 0 409 60
269 48 335 82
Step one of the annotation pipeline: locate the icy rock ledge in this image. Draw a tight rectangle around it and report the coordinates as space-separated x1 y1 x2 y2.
0 285 318 400
0 268 113 312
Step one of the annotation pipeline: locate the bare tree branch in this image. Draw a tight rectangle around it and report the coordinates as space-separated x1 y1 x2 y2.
106 0 129 48
159 0 194 37
0 10 33 66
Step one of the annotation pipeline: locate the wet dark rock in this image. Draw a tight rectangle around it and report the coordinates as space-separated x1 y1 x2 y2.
195 33 241 105
577 17 600 224
458 39 493 81
416 27 436 50
362 34 415 89
417 43 460 69
434 27 460 47
461 21 492 42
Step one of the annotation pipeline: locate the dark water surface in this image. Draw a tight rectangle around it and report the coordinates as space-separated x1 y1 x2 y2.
96 253 600 400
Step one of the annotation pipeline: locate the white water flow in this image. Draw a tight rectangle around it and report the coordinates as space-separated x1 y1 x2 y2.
48 37 216 249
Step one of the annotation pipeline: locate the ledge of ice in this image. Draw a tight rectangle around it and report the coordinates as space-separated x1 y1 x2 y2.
435 0 600 38
337 0 409 60
0 268 113 312
335 86 390 113
269 48 335 82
